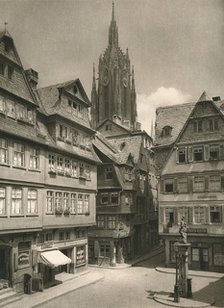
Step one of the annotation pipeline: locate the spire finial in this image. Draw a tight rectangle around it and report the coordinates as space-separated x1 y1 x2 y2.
4 21 8 32
112 1 115 21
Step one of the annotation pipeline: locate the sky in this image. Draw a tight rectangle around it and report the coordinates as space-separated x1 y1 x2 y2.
1 0 224 135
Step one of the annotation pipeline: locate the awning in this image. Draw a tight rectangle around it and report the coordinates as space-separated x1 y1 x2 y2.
38 250 71 269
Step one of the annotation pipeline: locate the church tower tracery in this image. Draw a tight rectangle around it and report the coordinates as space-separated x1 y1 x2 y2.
91 2 138 130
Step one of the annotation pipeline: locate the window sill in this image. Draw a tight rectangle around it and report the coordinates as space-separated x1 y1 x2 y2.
10 214 24 217
12 165 26 170
45 212 54 215
28 168 41 173
0 215 7 218
0 162 10 167
70 212 77 215
26 214 39 217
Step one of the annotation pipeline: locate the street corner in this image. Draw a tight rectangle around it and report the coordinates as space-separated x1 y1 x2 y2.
153 292 215 308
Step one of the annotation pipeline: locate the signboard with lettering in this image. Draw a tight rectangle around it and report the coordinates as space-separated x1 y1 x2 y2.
187 228 207 234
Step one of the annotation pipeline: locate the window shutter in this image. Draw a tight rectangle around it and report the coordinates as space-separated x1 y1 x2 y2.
160 179 164 194
174 178 178 193
188 176 193 193
221 175 224 191
174 207 178 224
188 146 193 162
220 144 224 160
204 145 209 161
188 207 193 225
159 207 164 224
205 206 210 224
176 148 179 164
185 147 188 163
205 176 209 192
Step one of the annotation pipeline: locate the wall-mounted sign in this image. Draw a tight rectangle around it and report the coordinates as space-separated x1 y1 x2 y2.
18 252 30 266
187 228 207 234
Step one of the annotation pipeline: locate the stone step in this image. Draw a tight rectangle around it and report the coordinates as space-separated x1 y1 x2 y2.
0 288 21 308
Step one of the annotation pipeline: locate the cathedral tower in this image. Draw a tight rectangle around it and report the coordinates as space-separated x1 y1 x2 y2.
91 2 138 130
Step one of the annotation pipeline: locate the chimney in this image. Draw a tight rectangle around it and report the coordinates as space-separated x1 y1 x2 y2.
25 68 38 90
212 96 221 101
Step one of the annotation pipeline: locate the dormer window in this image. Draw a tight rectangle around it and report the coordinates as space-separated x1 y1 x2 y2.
162 126 172 137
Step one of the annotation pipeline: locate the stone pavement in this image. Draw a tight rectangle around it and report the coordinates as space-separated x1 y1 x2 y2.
154 266 224 307
6 269 104 308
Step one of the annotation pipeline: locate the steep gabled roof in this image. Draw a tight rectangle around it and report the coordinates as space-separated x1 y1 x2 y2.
36 79 92 129
109 134 142 165
154 102 195 147
0 30 38 106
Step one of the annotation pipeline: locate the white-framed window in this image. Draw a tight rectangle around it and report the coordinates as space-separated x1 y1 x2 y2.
56 156 64 173
77 194 83 214
64 158 71 175
84 195 89 213
55 192 62 210
47 191 54 213
7 100 16 118
13 142 25 167
210 206 222 223
17 104 27 121
85 165 91 180
71 160 78 177
209 175 221 192
0 138 8 164
71 193 76 213
11 188 22 214
27 189 37 214
48 154 56 171
194 206 206 224
96 215 105 228
0 187 6 215
29 148 39 169
63 192 69 210
79 163 85 178
193 176 205 193
107 216 116 229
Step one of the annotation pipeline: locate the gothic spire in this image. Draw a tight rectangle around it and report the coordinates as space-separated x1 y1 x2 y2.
108 1 118 47
131 65 135 90
92 63 96 89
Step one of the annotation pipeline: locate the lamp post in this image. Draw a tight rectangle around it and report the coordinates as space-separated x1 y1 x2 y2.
174 243 180 303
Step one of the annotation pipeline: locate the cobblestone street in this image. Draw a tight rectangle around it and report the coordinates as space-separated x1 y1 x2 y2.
39 251 224 308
